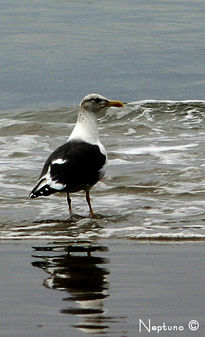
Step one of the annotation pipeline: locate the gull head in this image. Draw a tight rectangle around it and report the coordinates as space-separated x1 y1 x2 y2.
80 93 123 113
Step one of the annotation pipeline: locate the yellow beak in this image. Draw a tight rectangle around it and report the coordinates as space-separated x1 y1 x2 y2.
107 100 124 107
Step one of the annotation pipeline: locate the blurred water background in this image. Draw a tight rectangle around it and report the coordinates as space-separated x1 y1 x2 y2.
1 0 205 112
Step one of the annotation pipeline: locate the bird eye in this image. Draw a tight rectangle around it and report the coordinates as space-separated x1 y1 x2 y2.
94 98 101 103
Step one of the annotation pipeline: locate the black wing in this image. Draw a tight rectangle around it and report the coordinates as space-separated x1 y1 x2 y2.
30 140 106 198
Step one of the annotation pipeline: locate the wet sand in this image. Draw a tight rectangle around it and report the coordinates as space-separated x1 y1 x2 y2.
1 239 205 337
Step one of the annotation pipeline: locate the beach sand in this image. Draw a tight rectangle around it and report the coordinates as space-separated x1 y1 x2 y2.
1 239 204 337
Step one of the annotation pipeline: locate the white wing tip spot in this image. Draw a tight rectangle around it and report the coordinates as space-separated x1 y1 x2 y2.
52 158 67 165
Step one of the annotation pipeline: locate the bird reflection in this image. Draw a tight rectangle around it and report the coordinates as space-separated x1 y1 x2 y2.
32 241 110 334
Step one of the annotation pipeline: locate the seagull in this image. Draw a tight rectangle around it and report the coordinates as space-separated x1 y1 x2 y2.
29 93 123 217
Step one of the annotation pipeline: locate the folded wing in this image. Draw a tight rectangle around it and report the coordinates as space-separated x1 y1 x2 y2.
29 140 106 198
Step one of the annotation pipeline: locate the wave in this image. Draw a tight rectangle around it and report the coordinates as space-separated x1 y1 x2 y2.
2 231 205 242
2 218 205 242
128 99 205 105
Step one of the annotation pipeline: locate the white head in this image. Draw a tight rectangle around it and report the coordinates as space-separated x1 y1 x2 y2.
69 94 123 144
80 93 123 113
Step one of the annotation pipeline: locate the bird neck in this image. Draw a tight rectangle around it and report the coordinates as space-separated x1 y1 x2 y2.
69 107 100 144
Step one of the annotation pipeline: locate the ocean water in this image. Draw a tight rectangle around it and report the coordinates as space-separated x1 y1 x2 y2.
1 100 205 241
1 0 205 111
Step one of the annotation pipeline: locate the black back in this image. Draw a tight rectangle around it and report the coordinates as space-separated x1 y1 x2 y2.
40 140 106 192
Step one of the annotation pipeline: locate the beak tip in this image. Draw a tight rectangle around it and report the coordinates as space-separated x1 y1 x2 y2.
108 100 124 108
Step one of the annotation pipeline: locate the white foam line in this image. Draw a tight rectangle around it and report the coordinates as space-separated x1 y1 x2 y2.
128 99 205 105
127 233 205 240
77 228 205 240
1 232 205 241
114 143 198 155
10 222 58 231
0 234 72 240
109 158 133 165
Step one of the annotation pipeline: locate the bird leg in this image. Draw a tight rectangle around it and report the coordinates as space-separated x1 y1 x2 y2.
86 190 95 218
67 192 72 215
